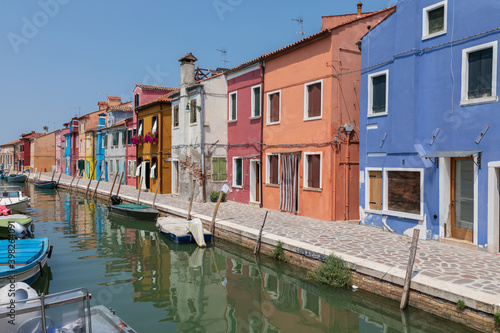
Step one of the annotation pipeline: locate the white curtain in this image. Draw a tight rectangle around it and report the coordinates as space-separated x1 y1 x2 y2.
279 153 300 213
152 119 157 134
135 164 141 177
150 163 157 178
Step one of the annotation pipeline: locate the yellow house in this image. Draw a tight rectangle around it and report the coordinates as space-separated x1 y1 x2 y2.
84 130 97 179
135 93 175 193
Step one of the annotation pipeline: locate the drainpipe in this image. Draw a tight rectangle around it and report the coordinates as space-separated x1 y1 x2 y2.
259 60 265 208
200 87 206 202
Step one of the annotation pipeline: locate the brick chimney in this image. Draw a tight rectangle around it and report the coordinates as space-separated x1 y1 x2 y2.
107 96 121 107
43 126 48 134
98 101 107 111
357 1 363 17
179 53 197 87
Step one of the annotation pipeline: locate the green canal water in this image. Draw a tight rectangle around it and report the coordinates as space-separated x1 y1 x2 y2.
15 182 478 332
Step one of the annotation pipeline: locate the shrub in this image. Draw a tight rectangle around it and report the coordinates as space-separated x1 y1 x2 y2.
494 312 500 325
457 299 466 310
308 254 352 289
210 191 226 202
272 241 287 262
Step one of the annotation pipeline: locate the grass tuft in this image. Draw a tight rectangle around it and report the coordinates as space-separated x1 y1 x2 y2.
308 254 352 289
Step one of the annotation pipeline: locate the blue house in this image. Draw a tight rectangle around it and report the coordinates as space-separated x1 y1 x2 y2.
359 0 500 252
64 132 71 175
95 114 106 181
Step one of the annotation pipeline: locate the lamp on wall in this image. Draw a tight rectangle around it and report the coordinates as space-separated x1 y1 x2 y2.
185 103 190 112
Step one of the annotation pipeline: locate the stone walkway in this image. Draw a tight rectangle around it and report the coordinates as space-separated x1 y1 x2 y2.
31 173 500 314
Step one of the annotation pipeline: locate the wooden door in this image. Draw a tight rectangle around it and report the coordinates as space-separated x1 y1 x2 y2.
451 157 474 242
255 162 260 202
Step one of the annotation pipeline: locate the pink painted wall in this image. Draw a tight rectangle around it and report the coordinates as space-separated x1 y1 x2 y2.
226 66 262 204
133 87 167 106
126 115 137 186
56 127 69 173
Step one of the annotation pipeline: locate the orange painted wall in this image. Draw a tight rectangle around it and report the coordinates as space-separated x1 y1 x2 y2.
33 132 56 172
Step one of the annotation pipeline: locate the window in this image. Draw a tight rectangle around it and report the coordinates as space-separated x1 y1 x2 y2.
173 105 179 128
151 116 158 134
86 138 90 149
461 41 497 105
134 93 139 107
304 153 321 189
304 80 322 119
368 70 389 116
233 157 243 187
121 131 126 146
229 92 237 121
422 1 447 40
112 132 118 147
190 99 197 124
251 85 261 118
212 157 227 181
267 91 280 124
267 154 279 185
138 119 144 136
386 170 422 215
103 135 107 148
368 170 382 210
150 157 158 179
127 130 132 145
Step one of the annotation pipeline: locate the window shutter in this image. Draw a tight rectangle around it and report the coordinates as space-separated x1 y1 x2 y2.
190 100 197 123
369 171 383 210
372 75 386 113
103 135 107 147
468 48 493 99
254 87 260 116
270 155 278 184
231 94 237 120
270 93 279 122
308 83 321 117
312 155 320 188
236 159 242 186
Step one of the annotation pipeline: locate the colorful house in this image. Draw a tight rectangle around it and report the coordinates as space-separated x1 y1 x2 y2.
135 92 176 193
125 116 137 186
359 0 500 251
225 61 263 204
95 114 107 181
32 127 56 173
55 127 69 174
261 4 395 221
0 140 18 172
169 53 228 201
63 119 79 176
102 121 127 184
17 131 42 171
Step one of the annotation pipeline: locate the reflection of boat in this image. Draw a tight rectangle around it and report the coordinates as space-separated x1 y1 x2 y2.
0 186 29 213
0 214 32 238
0 283 137 333
6 174 26 182
0 237 52 286
107 204 159 221
107 214 158 232
157 216 211 246
34 180 57 189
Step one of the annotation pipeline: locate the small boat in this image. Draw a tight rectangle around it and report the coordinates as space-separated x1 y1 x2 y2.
34 180 57 189
0 214 32 238
6 174 26 182
107 204 159 221
0 283 137 333
157 216 212 246
0 186 30 213
0 237 52 286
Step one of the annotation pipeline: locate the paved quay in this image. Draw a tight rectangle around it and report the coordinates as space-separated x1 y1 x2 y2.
31 173 500 323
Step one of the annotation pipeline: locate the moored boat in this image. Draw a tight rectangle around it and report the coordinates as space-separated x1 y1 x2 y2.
0 214 32 238
34 180 57 189
107 204 159 221
157 216 212 246
6 174 26 182
0 186 30 213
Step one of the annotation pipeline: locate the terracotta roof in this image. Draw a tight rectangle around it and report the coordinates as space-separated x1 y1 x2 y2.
0 139 20 146
136 89 180 111
179 53 198 63
108 105 133 112
108 120 127 129
135 84 178 92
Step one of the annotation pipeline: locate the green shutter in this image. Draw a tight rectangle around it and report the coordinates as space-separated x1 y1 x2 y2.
236 158 242 186
254 87 260 117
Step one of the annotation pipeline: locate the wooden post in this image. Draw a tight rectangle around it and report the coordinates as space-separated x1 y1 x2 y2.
253 211 269 255
51 169 56 181
93 174 102 198
210 191 224 234
69 173 77 188
187 179 196 220
136 177 143 204
38 171 42 180
85 161 98 197
107 173 119 204
56 172 62 185
152 178 161 208
74 176 81 191
115 172 124 197
400 229 420 310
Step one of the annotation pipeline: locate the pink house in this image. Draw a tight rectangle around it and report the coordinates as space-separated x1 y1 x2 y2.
55 127 69 173
225 62 263 204
125 116 136 186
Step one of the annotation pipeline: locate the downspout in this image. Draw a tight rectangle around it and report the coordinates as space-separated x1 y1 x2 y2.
159 105 163 194
200 87 206 202
331 35 337 221
259 60 265 208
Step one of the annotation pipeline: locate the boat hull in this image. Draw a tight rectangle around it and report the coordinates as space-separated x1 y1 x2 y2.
0 197 29 213
157 216 212 244
6 175 26 182
34 181 57 189
0 214 32 239
107 204 159 221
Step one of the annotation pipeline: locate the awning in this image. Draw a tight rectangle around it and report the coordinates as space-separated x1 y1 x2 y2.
422 150 482 158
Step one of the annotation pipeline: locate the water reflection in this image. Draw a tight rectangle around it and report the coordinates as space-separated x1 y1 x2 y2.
19 183 478 332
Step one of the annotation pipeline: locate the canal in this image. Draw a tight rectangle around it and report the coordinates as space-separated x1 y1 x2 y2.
17 182 477 332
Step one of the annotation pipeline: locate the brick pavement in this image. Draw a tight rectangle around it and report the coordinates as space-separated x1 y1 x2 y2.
33 172 500 316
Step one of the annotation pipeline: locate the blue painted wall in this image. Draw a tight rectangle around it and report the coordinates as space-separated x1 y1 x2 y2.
64 134 71 175
359 0 500 246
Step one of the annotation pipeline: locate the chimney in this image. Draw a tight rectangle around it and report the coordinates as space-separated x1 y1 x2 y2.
357 1 363 17
179 53 197 87
98 101 107 111
107 96 121 107
43 126 48 134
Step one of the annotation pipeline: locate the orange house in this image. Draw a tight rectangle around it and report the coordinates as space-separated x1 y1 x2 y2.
262 4 395 221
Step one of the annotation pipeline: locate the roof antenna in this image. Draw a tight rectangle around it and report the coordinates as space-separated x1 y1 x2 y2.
292 18 304 39
216 49 229 67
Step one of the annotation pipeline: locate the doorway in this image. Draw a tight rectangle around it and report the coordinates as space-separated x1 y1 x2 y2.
450 157 474 242
144 160 151 190
250 160 261 203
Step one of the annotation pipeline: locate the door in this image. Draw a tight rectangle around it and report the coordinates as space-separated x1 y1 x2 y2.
451 157 474 242
250 160 261 203
144 160 151 190
105 162 108 182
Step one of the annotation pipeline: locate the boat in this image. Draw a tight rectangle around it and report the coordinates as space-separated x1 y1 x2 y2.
0 283 137 333
6 174 26 182
157 216 212 246
107 204 159 221
0 186 30 213
0 214 33 238
0 237 52 287
34 180 57 189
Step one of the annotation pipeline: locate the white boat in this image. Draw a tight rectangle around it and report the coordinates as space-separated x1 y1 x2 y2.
0 186 30 213
157 216 211 247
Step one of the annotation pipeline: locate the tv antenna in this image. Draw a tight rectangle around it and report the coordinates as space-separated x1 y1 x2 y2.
216 49 229 67
72 107 81 117
292 18 304 39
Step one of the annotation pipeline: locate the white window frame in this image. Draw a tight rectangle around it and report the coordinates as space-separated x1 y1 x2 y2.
303 152 322 190
383 168 424 220
303 79 323 121
460 41 498 106
251 84 262 119
189 97 198 126
232 157 243 188
266 90 281 125
367 70 389 117
172 104 180 129
266 153 280 185
229 91 237 122
422 0 447 40
364 167 383 212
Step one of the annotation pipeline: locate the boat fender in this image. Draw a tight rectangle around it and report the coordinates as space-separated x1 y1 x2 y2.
30 223 35 233
38 261 43 277
9 221 31 239
47 245 53 259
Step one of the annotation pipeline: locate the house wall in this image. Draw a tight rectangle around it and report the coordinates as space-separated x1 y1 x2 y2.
103 126 126 184
359 0 500 246
125 116 137 186
226 65 262 204
33 132 56 172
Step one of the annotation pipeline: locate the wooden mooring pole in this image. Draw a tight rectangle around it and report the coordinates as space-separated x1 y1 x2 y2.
253 211 269 255
152 178 161 208
187 179 196 220
51 169 56 181
85 161 98 197
400 229 420 310
136 177 143 204
93 174 102 198
69 173 77 189
210 187 227 235
108 173 119 204
74 176 81 191
115 172 124 198
56 173 62 186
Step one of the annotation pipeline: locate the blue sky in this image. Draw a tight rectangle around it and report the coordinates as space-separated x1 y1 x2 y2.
0 0 395 144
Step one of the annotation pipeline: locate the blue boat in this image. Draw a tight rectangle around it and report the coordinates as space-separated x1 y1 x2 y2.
6 174 26 182
34 180 57 189
0 237 52 286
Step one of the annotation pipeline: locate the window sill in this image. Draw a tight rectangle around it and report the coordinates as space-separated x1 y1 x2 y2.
266 122 280 126
303 186 322 192
232 185 243 189
364 208 424 221
460 96 498 106
190 123 198 127
303 116 322 122
249 116 261 120
422 29 446 41
367 111 388 118
265 183 279 188
228 119 237 123
173 126 180 129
